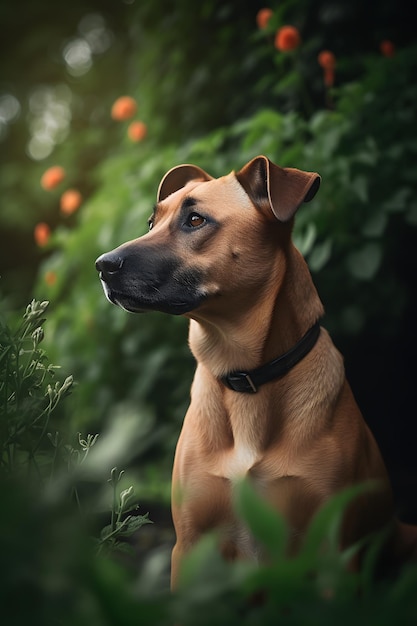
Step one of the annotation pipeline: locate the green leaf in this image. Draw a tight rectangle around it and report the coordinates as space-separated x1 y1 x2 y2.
300 483 376 561
347 243 382 280
308 239 332 272
118 513 153 536
100 524 114 541
352 176 369 203
359 524 393 596
294 222 317 256
382 188 411 213
362 212 387 237
389 560 417 604
178 533 235 591
233 478 288 559
406 202 417 226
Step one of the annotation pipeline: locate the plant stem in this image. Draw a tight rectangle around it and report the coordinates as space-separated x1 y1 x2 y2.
73 486 82 513
111 478 117 533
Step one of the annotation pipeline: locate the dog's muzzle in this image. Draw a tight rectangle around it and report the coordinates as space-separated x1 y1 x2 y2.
95 249 207 315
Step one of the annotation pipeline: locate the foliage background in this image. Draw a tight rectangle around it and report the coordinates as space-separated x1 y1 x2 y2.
1 0 417 621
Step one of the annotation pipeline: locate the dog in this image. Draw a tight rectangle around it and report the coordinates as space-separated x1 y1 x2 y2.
96 155 417 587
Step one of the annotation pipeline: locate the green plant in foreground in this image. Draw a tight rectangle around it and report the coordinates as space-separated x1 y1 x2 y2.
98 466 152 555
0 300 151 559
2 469 417 626
171 480 417 626
0 299 73 477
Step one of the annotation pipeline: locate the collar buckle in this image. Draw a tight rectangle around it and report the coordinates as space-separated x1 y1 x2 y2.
222 372 258 393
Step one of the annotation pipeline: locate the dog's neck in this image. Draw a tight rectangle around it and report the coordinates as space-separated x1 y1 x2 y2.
188 245 324 379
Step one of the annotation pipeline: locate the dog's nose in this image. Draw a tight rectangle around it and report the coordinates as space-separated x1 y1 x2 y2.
95 252 124 277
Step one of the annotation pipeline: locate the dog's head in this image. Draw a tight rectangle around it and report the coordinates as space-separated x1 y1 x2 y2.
95 155 320 316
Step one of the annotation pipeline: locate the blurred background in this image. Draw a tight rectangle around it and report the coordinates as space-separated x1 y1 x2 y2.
1 0 417 619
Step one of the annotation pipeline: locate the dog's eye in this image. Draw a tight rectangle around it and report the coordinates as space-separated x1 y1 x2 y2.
148 219 154 231
186 213 206 228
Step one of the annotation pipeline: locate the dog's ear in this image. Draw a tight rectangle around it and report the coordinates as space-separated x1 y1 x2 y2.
157 164 213 202
236 155 321 222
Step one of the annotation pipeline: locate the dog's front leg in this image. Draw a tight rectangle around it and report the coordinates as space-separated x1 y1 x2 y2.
171 541 187 590
170 472 236 589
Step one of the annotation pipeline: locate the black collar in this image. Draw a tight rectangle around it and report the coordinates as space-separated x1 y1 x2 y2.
220 321 321 394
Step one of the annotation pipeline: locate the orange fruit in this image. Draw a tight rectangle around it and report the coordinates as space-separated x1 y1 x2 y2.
34 222 51 247
127 121 147 142
111 96 137 121
256 8 273 30
41 166 66 190
274 26 301 51
318 50 336 69
60 189 82 215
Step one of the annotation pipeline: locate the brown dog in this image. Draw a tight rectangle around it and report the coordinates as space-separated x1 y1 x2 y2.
96 155 416 586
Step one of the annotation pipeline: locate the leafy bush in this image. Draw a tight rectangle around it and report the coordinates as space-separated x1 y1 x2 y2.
29 40 417 499
0 300 151 558
0 299 73 477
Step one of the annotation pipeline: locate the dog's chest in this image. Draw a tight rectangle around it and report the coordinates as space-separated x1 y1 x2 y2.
221 442 260 479
205 392 275 480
